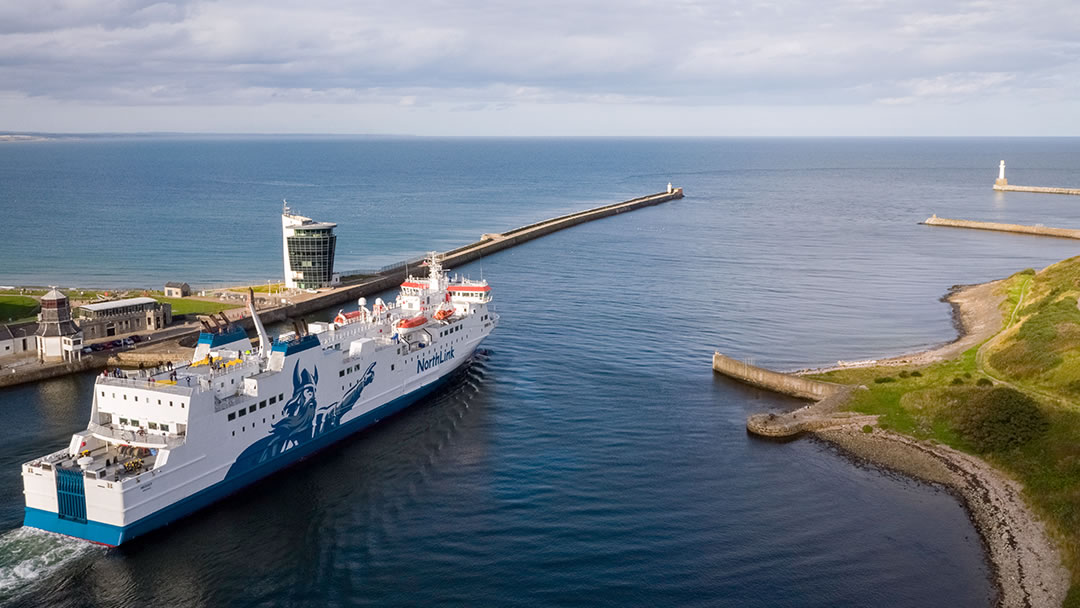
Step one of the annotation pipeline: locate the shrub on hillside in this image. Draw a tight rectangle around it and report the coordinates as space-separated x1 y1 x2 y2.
952 377 965 385
910 371 922 377
976 377 993 387
874 376 895 384
954 387 1048 452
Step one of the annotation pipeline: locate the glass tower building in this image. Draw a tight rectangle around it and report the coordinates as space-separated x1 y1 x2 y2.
281 207 338 289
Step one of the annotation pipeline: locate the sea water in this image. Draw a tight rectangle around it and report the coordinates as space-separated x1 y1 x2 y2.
2 137 1080 606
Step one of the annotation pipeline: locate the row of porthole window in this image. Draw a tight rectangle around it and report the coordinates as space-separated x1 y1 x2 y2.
226 393 283 422
231 415 272 436
438 324 463 338
117 418 169 432
338 363 367 378
102 391 185 408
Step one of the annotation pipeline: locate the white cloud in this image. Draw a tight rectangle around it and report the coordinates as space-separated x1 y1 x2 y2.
0 0 1077 133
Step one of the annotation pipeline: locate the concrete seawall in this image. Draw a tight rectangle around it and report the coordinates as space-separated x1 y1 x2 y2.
711 352 843 400
923 215 1080 240
993 184 1080 196
712 352 869 437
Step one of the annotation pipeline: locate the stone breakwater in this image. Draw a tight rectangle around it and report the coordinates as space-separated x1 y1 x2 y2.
819 427 1069 608
711 352 873 437
993 184 1080 196
0 189 683 389
923 215 1080 240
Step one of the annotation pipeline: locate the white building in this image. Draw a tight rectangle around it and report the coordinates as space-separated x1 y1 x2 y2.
0 323 35 360
35 289 82 362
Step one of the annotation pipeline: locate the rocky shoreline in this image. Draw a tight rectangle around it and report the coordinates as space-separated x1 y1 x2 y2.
805 279 1070 607
815 427 1068 608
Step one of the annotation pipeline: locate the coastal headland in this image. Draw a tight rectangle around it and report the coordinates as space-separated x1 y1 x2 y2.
716 257 1080 607
0 188 683 388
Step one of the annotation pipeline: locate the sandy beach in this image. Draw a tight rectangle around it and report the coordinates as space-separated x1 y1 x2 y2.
802 279 1007 374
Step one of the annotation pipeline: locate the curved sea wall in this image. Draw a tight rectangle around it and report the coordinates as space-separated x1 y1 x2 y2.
711 352 844 400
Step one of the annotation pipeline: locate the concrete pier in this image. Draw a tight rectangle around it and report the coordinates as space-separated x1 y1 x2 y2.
922 215 1080 240
712 352 869 437
993 184 1080 196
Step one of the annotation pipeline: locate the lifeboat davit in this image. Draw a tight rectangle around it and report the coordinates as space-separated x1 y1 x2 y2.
395 314 428 332
433 308 455 321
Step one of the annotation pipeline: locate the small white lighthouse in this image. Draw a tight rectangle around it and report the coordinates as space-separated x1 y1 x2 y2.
996 160 1008 186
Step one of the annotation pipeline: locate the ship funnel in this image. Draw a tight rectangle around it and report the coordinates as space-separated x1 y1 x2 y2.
248 288 271 358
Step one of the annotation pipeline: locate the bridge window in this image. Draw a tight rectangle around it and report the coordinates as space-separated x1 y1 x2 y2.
160 424 169 432
148 422 158 430
248 405 256 413
269 396 277 405
260 400 266 408
228 413 236 421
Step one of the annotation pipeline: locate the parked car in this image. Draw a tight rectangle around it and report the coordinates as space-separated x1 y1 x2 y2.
122 338 135 346
108 340 123 349
90 343 105 352
82 346 93 354
130 335 143 343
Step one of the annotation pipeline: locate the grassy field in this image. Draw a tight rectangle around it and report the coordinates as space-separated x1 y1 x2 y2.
811 260 1080 606
0 295 39 323
228 283 283 293
154 297 240 316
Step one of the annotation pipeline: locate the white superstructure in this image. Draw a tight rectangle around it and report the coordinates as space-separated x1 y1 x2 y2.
23 253 496 545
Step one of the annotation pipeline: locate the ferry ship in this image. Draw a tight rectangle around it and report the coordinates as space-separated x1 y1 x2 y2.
22 253 497 546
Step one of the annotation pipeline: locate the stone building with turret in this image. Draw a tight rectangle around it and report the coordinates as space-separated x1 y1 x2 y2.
35 289 83 362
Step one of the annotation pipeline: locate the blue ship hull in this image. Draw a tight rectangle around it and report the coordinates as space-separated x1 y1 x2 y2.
23 367 458 546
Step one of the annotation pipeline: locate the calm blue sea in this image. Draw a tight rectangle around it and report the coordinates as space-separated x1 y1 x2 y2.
2 137 1080 606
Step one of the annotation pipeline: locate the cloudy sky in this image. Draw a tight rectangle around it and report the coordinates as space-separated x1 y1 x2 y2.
1 0 1078 135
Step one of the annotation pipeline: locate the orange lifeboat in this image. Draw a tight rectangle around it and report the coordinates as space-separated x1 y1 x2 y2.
395 314 428 331
334 310 363 325
433 308 455 321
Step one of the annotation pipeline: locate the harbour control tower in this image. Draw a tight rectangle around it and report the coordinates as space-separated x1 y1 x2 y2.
281 203 338 289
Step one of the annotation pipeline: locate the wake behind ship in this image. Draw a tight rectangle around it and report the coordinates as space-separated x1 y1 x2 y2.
22 253 497 546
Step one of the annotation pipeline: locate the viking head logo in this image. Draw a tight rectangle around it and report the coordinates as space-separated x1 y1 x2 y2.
293 362 319 400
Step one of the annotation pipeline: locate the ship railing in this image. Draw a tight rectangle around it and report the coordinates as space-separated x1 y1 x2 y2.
214 392 249 413
87 422 186 449
97 376 195 396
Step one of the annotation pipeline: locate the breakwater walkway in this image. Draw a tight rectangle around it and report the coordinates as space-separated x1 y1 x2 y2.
993 184 1080 196
0 188 683 389
711 352 870 437
922 214 1080 240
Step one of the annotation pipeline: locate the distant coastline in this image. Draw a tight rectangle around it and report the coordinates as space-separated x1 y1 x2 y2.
0 134 51 143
